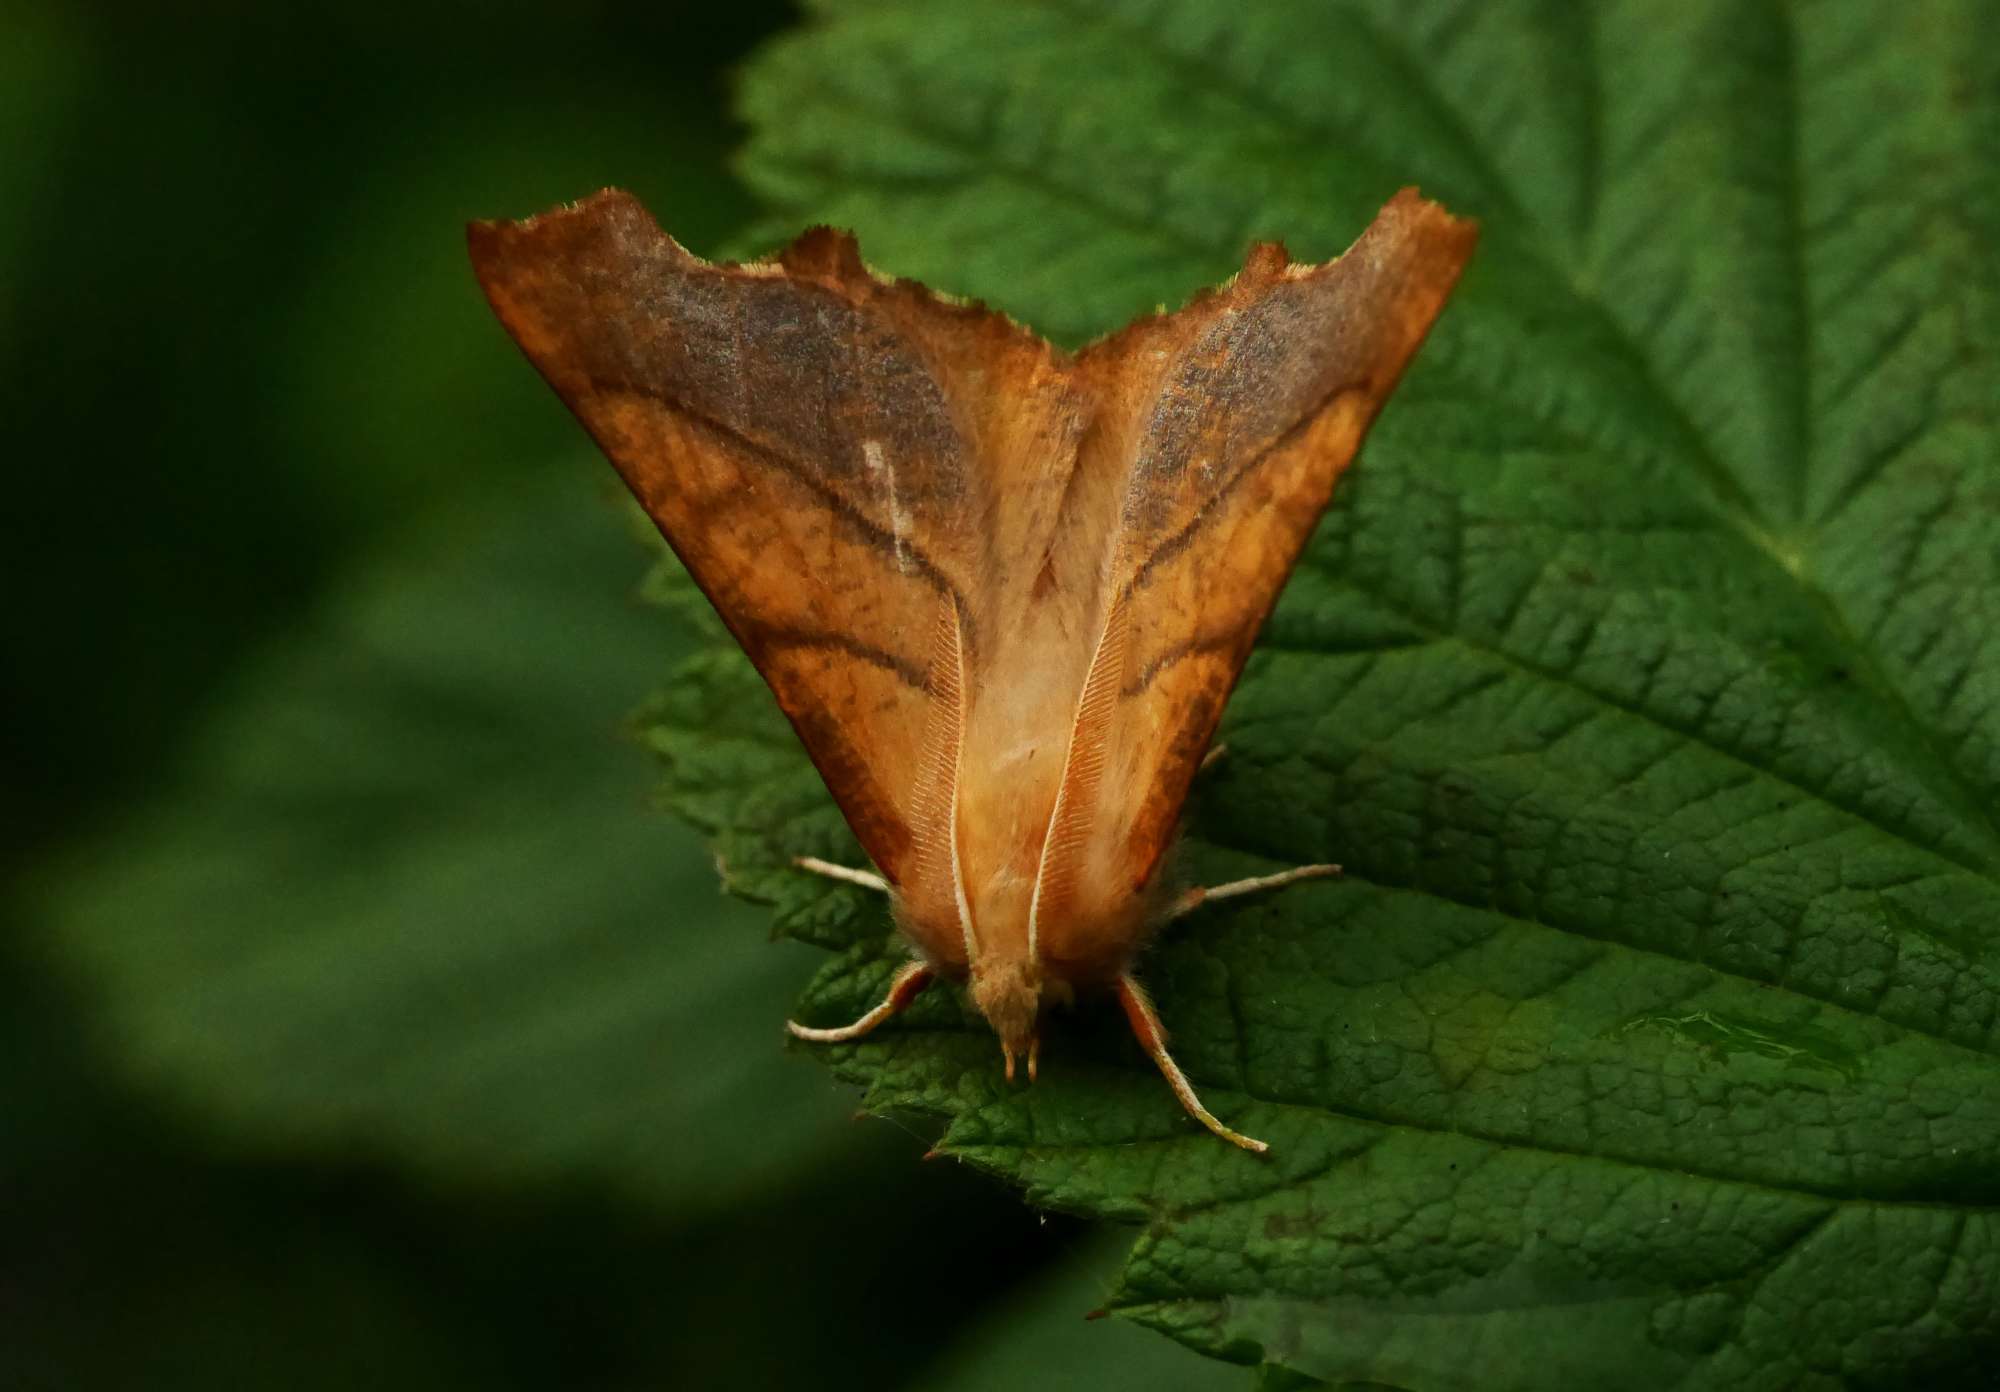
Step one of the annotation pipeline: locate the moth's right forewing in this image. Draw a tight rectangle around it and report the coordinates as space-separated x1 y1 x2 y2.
467 193 979 911
1035 192 1478 975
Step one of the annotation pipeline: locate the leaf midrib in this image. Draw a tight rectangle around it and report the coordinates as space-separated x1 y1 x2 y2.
1297 567 2000 889
1196 818 1995 1067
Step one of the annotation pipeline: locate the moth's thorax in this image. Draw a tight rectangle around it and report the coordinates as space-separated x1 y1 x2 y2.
888 585 1157 1024
954 584 1145 979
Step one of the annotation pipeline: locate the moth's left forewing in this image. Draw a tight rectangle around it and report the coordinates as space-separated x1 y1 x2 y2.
1034 191 1478 977
467 194 1079 973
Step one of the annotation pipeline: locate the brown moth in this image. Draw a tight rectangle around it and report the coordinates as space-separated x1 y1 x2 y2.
468 188 1475 1152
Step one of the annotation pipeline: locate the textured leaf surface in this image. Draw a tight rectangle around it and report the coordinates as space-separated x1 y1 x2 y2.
648 0 2000 1385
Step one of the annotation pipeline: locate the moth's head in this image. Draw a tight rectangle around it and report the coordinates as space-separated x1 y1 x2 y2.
969 957 1045 1083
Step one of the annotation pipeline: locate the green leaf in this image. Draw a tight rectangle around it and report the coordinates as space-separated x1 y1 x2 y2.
653 0 2000 1385
917 1230 1244 1392
31 467 869 1214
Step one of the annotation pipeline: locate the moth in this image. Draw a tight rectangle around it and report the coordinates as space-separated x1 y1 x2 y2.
468 188 1475 1152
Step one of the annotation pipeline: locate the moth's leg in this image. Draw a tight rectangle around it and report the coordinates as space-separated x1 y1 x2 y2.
787 960 933 1043
1198 742 1229 773
793 855 890 893
1116 974 1269 1154
1169 862 1341 921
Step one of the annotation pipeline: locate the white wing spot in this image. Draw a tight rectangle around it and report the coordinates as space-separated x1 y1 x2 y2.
863 438 914 574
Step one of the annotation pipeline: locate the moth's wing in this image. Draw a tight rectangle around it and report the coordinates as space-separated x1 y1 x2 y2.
466 191 1064 959
1037 190 1478 977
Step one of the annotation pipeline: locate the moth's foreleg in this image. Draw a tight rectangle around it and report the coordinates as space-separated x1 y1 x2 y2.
1168 862 1340 921
793 855 890 893
786 960 933 1043
1116 974 1268 1154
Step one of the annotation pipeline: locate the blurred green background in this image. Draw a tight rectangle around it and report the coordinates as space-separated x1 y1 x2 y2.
2 3 1231 1386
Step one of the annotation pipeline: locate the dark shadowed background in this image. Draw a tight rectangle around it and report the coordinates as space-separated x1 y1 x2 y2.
1 3 1232 1385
